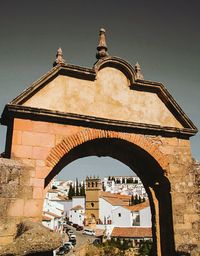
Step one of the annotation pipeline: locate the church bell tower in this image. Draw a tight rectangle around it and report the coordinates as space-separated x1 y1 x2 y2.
85 176 101 223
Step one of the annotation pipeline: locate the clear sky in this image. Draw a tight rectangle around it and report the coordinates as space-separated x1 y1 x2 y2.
0 1 199 180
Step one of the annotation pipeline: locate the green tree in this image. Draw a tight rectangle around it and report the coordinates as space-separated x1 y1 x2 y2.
138 195 142 204
142 197 146 202
134 194 139 204
80 182 86 196
138 240 153 256
131 195 134 205
68 184 75 199
75 178 79 196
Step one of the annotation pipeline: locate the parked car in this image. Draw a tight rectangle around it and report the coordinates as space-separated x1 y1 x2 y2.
72 223 78 228
76 225 83 231
57 246 70 255
93 238 101 245
67 221 73 225
69 238 76 246
69 234 76 239
63 242 74 249
82 228 96 236
64 227 71 233
67 230 74 236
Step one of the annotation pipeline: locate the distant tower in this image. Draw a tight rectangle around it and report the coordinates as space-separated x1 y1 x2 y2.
85 176 101 223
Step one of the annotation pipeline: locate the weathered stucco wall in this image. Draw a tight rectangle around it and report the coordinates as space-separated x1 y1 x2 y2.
23 68 183 128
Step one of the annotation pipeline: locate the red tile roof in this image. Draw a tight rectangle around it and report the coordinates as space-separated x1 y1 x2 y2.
42 215 52 221
57 195 68 200
111 227 152 238
101 197 125 206
100 191 131 206
48 189 59 193
43 211 62 218
123 200 149 211
71 205 84 211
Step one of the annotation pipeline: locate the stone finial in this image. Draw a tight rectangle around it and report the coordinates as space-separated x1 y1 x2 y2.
96 28 109 59
53 47 65 66
135 62 144 80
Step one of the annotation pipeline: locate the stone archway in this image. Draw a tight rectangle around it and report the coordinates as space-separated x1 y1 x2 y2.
46 128 169 170
0 29 198 255
43 128 172 255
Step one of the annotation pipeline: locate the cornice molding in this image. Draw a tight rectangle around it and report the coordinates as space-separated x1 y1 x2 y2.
1 56 197 137
1 104 197 138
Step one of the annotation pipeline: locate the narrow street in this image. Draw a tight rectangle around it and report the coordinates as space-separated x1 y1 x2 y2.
60 225 95 255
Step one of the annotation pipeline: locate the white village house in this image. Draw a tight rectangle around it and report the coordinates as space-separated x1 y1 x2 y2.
68 196 85 226
69 205 85 226
112 201 151 227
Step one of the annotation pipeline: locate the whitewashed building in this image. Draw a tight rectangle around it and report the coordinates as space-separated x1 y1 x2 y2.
42 211 63 231
103 176 147 198
42 198 64 231
42 187 65 231
72 196 85 209
112 201 151 227
69 205 85 226
99 196 124 224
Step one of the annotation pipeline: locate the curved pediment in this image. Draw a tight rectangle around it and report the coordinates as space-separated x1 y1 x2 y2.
1 58 197 137
94 56 136 84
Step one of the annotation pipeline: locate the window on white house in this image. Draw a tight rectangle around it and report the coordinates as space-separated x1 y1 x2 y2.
118 213 121 217
132 212 140 226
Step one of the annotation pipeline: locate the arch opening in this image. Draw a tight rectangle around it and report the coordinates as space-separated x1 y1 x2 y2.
44 138 175 256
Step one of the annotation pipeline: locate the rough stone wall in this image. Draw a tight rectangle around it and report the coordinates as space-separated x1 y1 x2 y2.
172 159 200 255
150 135 199 255
0 158 62 255
0 158 34 245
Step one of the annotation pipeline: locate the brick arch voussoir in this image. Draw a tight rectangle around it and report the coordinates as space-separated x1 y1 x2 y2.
46 128 169 173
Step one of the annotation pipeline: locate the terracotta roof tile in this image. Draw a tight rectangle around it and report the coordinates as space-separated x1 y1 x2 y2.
57 195 68 200
101 197 125 206
42 215 52 221
100 192 131 206
48 189 59 193
71 205 84 211
43 211 62 218
111 227 152 238
123 200 149 211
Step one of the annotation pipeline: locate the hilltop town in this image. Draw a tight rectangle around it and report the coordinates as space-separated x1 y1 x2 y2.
42 175 152 254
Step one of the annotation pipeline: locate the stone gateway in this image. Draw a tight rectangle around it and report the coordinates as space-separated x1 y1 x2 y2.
0 29 199 255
